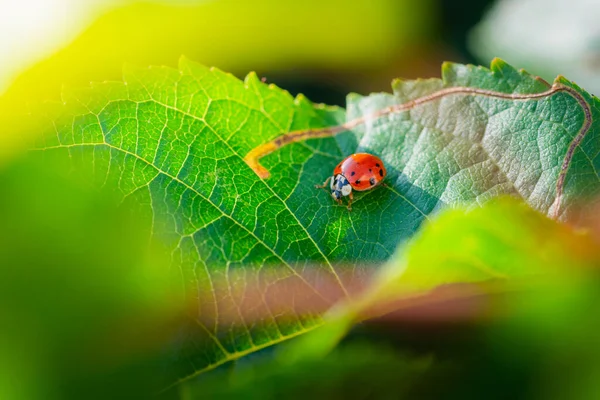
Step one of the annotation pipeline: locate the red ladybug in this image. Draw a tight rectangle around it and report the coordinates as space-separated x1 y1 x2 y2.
316 153 387 210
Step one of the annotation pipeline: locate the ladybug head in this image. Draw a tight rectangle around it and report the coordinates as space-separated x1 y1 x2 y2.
330 174 352 200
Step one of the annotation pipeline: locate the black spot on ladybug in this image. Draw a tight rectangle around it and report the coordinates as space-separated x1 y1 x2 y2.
379 169 384 177
369 177 376 186
369 168 372 172
351 171 355 176
376 163 380 167
355 180 361 185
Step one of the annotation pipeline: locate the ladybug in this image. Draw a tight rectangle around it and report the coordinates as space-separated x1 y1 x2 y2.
316 153 387 211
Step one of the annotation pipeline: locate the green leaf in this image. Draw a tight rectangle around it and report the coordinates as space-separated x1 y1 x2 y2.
361 197 597 314
29 57 600 387
281 197 599 365
184 341 430 400
346 59 599 218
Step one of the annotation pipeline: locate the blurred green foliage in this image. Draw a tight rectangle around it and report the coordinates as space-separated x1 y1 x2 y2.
374 198 596 300
184 342 431 399
184 197 600 399
0 153 181 399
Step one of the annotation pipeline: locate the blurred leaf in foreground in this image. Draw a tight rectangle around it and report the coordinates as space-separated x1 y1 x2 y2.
0 0 434 162
0 154 180 400
487 269 600 400
368 197 597 309
184 197 600 399
287 197 599 359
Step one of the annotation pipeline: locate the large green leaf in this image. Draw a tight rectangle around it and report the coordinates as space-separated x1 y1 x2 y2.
30 57 600 387
184 341 431 399
183 197 600 399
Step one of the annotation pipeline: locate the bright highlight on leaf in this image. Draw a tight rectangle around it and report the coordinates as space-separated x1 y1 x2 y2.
29 57 600 387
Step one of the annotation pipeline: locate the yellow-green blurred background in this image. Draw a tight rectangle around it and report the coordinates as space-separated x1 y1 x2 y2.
0 0 441 102
3 0 599 149
0 0 501 162
3 1 600 399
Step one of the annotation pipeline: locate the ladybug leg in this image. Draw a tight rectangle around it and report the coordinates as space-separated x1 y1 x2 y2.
346 192 353 211
315 176 331 190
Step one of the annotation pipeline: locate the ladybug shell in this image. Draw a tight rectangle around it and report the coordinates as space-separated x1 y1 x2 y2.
333 153 387 191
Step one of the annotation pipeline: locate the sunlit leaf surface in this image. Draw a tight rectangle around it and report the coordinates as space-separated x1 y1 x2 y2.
30 58 600 386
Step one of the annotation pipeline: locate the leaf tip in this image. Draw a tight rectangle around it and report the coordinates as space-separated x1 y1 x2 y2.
294 93 312 107
391 78 404 89
244 71 260 86
346 92 363 102
441 61 459 85
554 75 583 92
489 57 509 72
440 61 455 74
